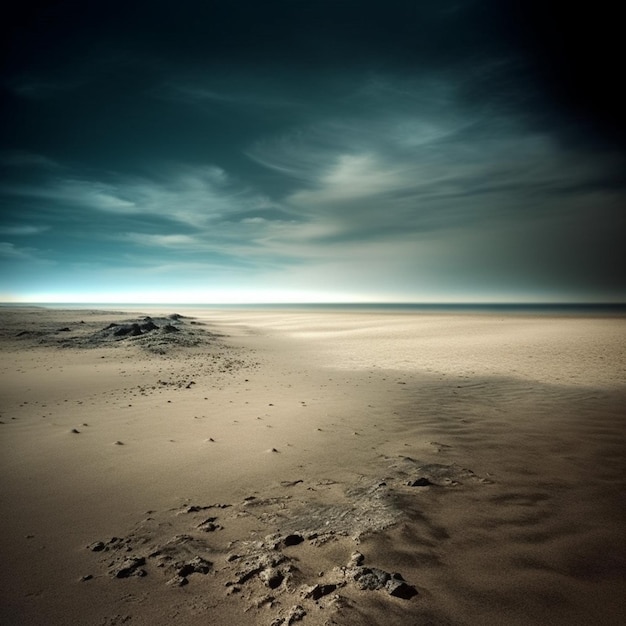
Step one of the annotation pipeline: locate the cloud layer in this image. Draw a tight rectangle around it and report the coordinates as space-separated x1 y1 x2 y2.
1 1 624 302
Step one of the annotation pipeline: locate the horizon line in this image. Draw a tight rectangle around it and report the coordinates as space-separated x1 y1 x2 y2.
1 300 625 308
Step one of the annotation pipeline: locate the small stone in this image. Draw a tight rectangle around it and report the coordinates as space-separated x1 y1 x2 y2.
386 578 418 599
110 556 146 578
197 517 221 532
177 556 212 576
282 534 304 547
353 567 390 590
80 574 93 582
70 428 80 434
259 567 284 589
348 552 364 566
167 575 189 587
88 541 105 552
286 605 306 624
303 583 338 600
254 594 275 608
408 477 433 487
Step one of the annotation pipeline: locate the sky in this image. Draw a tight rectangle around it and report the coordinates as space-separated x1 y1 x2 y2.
1 0 624 303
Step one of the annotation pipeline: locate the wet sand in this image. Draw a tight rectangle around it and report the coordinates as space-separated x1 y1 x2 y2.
1 306 625 625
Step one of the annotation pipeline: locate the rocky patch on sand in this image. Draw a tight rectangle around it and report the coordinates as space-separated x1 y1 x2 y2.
389 456 495 487
10 312 219 354
85 457 490 623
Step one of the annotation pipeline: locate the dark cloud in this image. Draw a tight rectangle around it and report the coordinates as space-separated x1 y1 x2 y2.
1 1 624 301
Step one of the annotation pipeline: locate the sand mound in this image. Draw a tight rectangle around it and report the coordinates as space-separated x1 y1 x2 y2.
7 311 218 354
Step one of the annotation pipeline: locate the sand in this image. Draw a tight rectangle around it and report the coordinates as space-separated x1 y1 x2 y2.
0 306 625 625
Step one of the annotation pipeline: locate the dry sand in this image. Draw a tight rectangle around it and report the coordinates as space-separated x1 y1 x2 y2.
0 306 625 625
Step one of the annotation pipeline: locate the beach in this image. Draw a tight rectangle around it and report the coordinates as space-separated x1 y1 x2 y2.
1 306 625 625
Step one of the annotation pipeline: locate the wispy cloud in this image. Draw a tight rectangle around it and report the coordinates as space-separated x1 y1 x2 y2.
0 151 61 169
162 82 298 110
0 242 48 262
250 98 621 249
122 233 201 248
0 225 50 235
2 165 274 229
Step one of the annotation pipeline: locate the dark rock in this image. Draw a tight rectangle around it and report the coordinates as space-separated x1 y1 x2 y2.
303 583 338 600
254 594 275 608
283 534 304 547
113 324 142 337
177 556 212 577
408 477 434 487
184 504 211 513
70 428 80 434
236 564 263 584
88 541 105 552
110 556 146 578
140 321 158 332
353 567 390 590
57 327 71 332
260 567 284 589
197 518 221 532
167 575 188 587
386 578 418 599
286 605 306 624
162 324 180 333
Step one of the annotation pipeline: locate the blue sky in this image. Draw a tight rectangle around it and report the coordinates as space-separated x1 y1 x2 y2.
1 1 624 303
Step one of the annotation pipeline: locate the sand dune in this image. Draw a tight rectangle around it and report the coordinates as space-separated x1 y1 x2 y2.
1 307 624 625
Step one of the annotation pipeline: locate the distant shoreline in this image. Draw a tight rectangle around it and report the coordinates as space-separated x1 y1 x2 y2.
1 301 625 316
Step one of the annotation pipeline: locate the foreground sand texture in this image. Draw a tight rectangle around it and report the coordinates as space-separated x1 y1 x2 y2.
1 307 625 625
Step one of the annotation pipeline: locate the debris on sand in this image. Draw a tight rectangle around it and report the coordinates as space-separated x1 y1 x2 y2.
86 469 428 624
11 313 219 354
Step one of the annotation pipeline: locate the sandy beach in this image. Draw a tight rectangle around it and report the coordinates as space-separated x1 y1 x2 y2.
1 306 625 625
